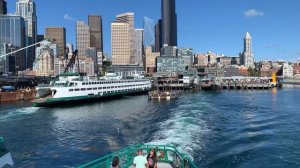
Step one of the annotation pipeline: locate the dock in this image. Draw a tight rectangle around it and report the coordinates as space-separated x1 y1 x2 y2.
148 90 182 100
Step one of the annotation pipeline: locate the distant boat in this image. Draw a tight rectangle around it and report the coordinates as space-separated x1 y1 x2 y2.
32 72 151 107
78 144 197 168
0 137 14 167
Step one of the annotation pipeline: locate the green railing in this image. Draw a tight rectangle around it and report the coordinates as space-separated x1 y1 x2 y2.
78 144 198 168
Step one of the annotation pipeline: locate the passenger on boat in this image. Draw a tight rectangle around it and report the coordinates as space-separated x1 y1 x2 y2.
133 149 148 168
111 156 120 168
155 147 165 159
146 149 157 168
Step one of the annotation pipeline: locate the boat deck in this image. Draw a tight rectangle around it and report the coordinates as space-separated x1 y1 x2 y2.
129 162 172 168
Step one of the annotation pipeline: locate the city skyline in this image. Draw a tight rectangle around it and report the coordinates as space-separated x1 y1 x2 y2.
5 0 300 61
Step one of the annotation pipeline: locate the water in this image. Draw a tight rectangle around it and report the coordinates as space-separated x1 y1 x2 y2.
0 89 300 168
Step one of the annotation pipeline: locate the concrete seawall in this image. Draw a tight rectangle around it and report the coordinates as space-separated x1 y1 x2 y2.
0 89 36 102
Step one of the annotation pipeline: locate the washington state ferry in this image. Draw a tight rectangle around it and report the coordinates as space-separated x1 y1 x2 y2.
32 72 151 107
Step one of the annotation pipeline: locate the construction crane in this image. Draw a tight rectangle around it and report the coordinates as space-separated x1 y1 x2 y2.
64 49 80 73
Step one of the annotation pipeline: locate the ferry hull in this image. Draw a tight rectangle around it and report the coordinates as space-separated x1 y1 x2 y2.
32 89 148 107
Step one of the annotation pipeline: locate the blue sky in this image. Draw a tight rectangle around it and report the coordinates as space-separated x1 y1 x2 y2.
7 0 300 61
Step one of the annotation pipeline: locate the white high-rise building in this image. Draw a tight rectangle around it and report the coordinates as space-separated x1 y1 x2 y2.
33 40 57 76
240 32 255 68
76 21 90 58
16 0 37 69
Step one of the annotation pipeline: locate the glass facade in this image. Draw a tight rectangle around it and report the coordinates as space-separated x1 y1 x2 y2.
156 57 185 72
0 15 26 72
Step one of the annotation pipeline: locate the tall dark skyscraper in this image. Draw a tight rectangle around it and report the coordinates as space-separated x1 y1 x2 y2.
0 0 7 15
161 0 177 47
155 19 162 52
88 15 103 52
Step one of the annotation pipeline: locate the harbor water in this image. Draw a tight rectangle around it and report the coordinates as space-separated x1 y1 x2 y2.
0 88 300 167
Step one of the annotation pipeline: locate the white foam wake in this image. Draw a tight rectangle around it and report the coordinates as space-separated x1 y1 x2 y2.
147 107 211 158
0 107 39 121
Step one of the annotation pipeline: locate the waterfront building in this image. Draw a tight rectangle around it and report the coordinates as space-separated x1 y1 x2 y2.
97 51 103 74
53 57 68 76
0 15 26 72
0 0 7 15
178 48 193 67
156 57 185 72
161 45 177 57
113 12 135 64
205 67 225 77
33 40 57 76
145 46 160 74
282 63 293 79
45 27 66 58
88 15 103 53
16 0 37 69
161 0 177 46
66 43 73 58
194 52 218 67
143 17 155 50
154 19 162 52
293 65 300 78
216 56 240 67
111 21 131 65
85 47 97 74
77 57 95 76
107 65 145 77
76 21 90 58
134 29 144 66
240 32 255 68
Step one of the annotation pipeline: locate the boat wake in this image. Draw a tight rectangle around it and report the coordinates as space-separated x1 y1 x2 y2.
0 107 39 121
147 100 212 160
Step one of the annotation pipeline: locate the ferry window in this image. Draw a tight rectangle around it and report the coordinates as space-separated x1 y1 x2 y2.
100 82 103 84
89 82 92 85
104 91 107 94
75 83 78 85
103 87 107 89
107 87 110 89
92 82 95 85
70 82 74 86
93 88 97 90
98 87 102 89
87 88 92 90
81 88 86 91
75 89 80 91
69 89 74 92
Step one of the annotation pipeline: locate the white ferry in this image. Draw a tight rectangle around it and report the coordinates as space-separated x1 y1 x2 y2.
32 72 151 107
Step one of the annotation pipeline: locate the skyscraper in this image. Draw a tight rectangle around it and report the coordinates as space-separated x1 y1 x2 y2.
115 12 135 64
143 17 155 49
0 15 26 73
134 29 144 66
240 32 254 68
0 0 7 15
76 21 90 58
45 27 66 58
16 0 37 69
111 13 135 65
111 22 130 65
155 19 162 52
88 15 103 52
161 0 177 47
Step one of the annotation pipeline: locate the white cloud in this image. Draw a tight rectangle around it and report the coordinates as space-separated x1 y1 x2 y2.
244 9 264 17
63 14 75 21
